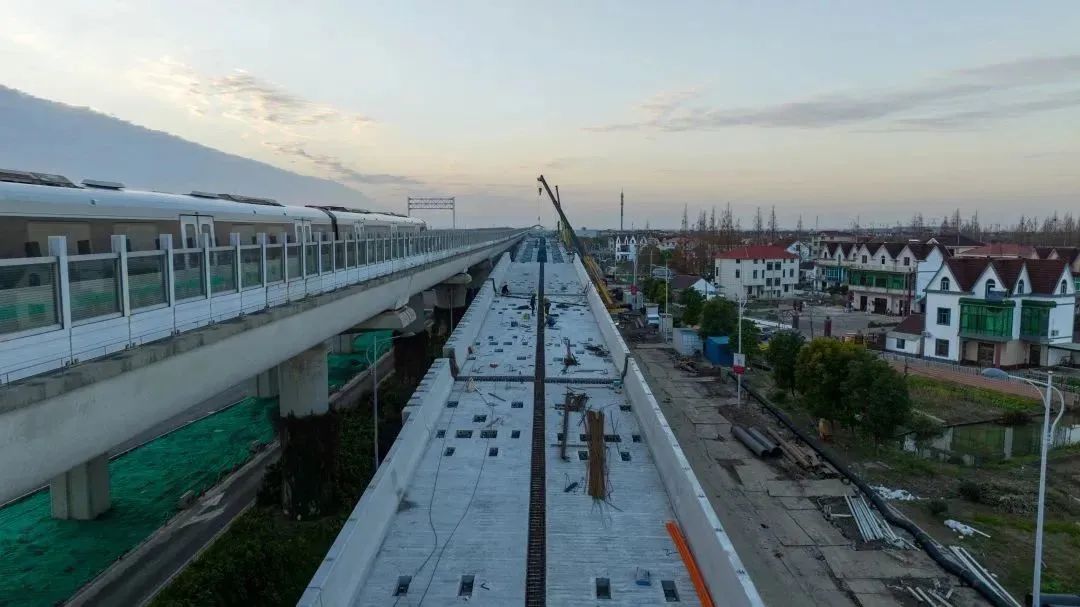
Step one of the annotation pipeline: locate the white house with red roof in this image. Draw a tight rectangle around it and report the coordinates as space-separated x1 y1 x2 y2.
714 245 798 298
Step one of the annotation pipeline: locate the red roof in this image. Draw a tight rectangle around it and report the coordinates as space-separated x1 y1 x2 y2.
716 245 797 260
892 314 925 335
956 243 1036 258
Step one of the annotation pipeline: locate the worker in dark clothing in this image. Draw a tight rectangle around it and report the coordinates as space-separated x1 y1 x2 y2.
500 283 510 296
544 298 551 315
529 292 536 312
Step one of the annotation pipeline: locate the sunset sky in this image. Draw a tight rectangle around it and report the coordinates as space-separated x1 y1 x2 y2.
2 1 1079 229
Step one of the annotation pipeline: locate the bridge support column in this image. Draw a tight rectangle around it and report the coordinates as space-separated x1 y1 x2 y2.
256 367 279 398
329 334 354 354
50 453 110 520
277 343 337 519
433 273 470 335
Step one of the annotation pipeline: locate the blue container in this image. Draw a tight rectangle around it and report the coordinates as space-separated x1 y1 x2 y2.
704 336 733 366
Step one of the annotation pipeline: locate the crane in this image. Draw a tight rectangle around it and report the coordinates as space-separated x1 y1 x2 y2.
536 175 620 310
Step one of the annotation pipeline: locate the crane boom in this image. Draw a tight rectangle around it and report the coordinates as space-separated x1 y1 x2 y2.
537 175 620 309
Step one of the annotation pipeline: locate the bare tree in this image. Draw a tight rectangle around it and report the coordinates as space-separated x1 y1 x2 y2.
681 204 689 232
708 206 717 233
753 207 764 243
796 214 804 238
768 205 778 241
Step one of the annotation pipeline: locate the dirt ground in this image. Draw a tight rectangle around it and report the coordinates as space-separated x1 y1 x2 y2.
744 370 1080 599
632 346 990 607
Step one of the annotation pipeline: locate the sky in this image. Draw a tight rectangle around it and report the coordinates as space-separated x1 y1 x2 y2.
1 1 1079 229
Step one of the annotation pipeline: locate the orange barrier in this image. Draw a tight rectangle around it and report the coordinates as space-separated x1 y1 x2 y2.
665 520 715 607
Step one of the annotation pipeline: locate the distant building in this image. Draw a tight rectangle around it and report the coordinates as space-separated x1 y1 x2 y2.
772 238 813 263
669 274 719 299
922 257 1076 367
925 232 983 256
815 242 858 290
611 235 638 262
844 242 947 315
714 245 799 298
955 242 1036 259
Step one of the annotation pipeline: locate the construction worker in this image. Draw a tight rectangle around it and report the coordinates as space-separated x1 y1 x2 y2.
529 292 536 312
544 297 551 315
500 283 510 296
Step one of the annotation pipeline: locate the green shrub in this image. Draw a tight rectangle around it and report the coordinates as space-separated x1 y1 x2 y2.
1000 409 1031 426
927 499 949 517
958 481 984 503
908 414 944 440
769 389 788 403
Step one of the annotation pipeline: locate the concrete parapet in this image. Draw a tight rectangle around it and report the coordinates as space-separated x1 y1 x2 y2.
298 358 453 607
572 256 631 373
442 253 512 372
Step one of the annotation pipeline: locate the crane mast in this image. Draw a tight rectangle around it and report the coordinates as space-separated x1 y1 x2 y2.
537 175 619 309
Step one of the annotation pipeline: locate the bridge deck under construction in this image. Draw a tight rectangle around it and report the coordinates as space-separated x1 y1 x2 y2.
352 238 700 606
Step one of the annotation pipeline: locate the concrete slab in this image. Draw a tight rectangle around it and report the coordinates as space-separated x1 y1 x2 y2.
853 593 903 606
767 479 855 498
819 546 942 580
844 579 891 594
788 510 851 547
777 496 819 510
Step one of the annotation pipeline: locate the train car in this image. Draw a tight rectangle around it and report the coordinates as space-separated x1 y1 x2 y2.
0 169 426 259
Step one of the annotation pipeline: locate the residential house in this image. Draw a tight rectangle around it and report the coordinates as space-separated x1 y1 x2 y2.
845 242 946 315
815 242 857 290
714 245 799 298
773 238 813 263
886 313 925 356
669 274 719 299
925 233 983 256
955 243 1036 259
922 258 1076 367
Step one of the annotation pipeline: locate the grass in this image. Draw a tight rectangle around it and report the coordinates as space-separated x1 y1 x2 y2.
907 375 1040 413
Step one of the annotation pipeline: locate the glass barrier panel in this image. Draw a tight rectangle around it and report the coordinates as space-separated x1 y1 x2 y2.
286 244 300 280
305 243 318 275
0 261 58 334
346 240 356 268
240 247 262 288
335 241 345 270
69 257 120 321
320 242 332 273
210 249 237 294
173 251 205 300
267 246 284 282
128 253 168 309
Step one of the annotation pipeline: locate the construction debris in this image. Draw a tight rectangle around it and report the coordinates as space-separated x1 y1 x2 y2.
944 519 991 539
845 494 912 549
765 427 822 470
732 425 778 457
948 546 1021 607
585 409 607 499
871 485 919 502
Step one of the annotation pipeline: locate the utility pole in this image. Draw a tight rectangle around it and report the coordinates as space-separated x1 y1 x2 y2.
737 295 745 403
620 190 624 232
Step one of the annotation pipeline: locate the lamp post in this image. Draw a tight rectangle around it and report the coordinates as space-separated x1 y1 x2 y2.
365 331 416 471
982 368 1066 606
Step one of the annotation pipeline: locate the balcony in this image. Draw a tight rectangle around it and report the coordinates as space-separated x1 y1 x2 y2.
958 298 1015 342
1020 300 1056 343
846 269 910 294
842 260 916 273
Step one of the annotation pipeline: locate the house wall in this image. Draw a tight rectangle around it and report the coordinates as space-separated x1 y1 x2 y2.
922 266 963 361
915 248 944 297
886 332 922 355
715 257 798 298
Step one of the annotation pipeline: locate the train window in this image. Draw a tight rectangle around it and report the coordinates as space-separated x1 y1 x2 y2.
231 224 257 245
28 221 91 255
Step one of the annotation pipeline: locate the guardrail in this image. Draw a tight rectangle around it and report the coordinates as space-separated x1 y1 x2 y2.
0 228 526 384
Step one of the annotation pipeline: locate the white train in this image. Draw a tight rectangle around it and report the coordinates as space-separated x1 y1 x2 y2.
0 169 426 258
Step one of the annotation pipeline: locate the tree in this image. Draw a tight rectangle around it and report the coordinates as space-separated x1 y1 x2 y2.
768 205 778 240
698 298 759 358
679 287 705 326
794 339 863 428
842 354 911 442
753 207 764 243
681 205 689 232
766 331 804 394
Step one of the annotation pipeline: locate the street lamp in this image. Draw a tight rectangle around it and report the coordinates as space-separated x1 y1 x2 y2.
365 331 416 471
981 368 1066 606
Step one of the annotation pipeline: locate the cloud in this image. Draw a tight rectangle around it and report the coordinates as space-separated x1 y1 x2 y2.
587 54 1080 133
266 142 419 186
131 57 373 131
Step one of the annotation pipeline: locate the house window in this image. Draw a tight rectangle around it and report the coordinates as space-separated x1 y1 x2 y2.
735 259 740 264
1016 280 1024 295
937 307 951 325
895 337 906 349
935 339 949 357
752 270 757 279
903 257 910 266
880 256 885 265
862 255 867 263
735 270 740 278
783 284 789 292
1062 279 1069 294
940 277 950 291
985 279 996 297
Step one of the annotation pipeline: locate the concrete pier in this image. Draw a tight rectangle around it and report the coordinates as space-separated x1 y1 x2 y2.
50 454 111 520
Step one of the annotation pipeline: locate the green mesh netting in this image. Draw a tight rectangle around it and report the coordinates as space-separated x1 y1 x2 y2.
328 330 392 391
0 334 388 606
0 398 277 607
